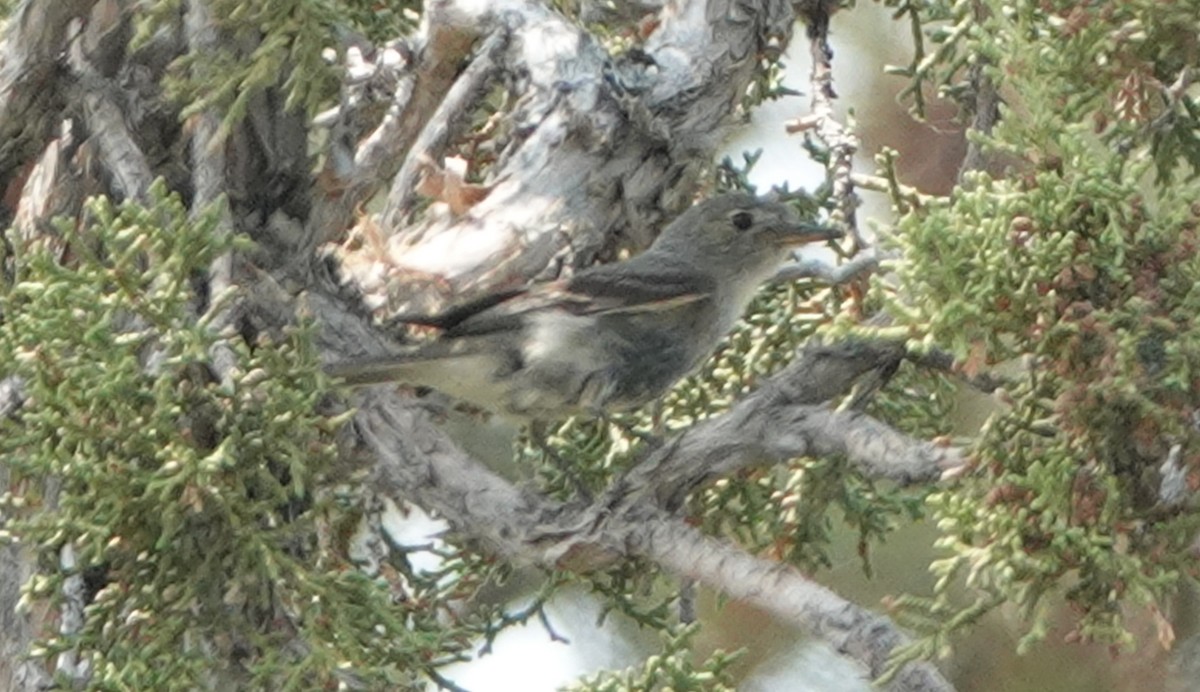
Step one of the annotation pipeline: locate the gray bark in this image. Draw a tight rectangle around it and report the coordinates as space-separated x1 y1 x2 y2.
0 1 958 690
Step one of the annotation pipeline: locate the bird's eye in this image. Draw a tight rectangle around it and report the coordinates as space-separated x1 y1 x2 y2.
731 211 754 230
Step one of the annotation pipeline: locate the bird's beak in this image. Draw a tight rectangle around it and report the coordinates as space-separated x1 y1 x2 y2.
769 221 843 247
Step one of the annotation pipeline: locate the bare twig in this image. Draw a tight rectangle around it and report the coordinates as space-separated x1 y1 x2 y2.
772 249 881 284
65 39 154 202
849 172 931 209
957 1 999 180
0 0 97 193
383 30 507 226
909 348 1011 394
185 0 239 384
53 544 87 685
790 3 863 251
613 339 959 511
628 516 952 692
304 3 484 251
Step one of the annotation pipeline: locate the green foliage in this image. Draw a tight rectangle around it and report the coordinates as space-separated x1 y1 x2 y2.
524 264 931 589
741 42 801 112
878 0 974 120
132 0 415 135
522 274 920 559
0 182 471 689
994 0 1200 183
519 153 938 637
882 0 1200 654
684 284 930 574
887 0 1200 181
565 623 742 692
338 0 420 42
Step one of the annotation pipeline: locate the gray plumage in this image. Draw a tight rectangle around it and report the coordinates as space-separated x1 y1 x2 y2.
328 193 839 420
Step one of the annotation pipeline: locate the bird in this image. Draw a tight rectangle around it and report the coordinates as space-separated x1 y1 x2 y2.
327 193 840 420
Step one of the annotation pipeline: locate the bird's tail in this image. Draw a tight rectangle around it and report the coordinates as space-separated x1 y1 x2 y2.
324 354 428 386
323 339 492 387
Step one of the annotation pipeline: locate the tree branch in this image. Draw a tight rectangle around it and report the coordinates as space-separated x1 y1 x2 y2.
8 119 87 248
0 0 97 200
772 249 880 284
383 30 506 222
332 0 800 319
613 339 960 510
790 1 862 250
318 261 958 689
957 1 999 180
342 375 955 692
307 0 486 250
184 0 241 385
305 2 958 683
65 15 154 203
628 516 953 692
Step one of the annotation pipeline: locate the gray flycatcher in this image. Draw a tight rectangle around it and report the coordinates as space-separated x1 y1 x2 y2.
327 193 840 420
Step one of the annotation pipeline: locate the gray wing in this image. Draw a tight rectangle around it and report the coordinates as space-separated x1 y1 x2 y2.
441 262 716 337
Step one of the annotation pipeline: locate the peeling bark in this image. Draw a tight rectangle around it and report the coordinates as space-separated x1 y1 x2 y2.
0 0 98 209
0 1 960 690
331 0 797 318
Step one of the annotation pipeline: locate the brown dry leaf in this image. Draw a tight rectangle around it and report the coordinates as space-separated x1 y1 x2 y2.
413 155 444 200
354 213 389 260
416 155 492 215
1115 70 1151 123
1153 605 1176 650
636 15 661 40
181 483 205 513
960 340 989 378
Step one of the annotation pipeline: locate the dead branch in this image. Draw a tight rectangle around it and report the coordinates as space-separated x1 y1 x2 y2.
340 354 957 692
0 0 98 201
332 0 798 319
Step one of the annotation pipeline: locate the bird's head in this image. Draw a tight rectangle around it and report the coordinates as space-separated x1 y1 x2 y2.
652 193 841 275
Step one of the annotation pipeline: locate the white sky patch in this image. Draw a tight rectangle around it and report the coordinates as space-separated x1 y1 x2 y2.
437 590 648 691
380 499 451 575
